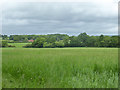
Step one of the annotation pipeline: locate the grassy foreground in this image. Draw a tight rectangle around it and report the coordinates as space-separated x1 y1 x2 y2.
2 48 118 88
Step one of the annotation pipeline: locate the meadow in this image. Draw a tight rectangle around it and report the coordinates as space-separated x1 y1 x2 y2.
8 43 30 48
2 46 118 88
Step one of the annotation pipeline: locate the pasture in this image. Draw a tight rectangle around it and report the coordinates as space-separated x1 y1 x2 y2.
8 43 30 48
2 48 118 88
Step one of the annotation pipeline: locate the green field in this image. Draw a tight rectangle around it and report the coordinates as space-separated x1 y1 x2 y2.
2 48 118 88
8 43 30 48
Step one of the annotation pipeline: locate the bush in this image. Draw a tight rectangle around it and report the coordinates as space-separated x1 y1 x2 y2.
2 41 8 47
8 45 16 47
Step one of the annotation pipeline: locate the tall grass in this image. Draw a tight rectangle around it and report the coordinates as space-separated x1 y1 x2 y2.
2 48 118 88
0 48 2 89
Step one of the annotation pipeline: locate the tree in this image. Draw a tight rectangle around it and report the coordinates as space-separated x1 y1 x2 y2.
99 35 105 47
69 36 79 47
87 36 97 47
2 41 8 47
2 35 8 40
9 35 14 40
63 37 70 47
13 35 21 41
23 38 28 43
32 37 46 48
109 36 118 47
78 32 89 47
47 36 56 43
43 42 54 48
103 36 111 47
55 40 65 47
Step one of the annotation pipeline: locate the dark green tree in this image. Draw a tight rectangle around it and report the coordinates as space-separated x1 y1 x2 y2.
32 37 46 48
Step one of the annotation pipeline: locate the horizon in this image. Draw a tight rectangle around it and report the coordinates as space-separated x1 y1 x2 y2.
1 33 118 36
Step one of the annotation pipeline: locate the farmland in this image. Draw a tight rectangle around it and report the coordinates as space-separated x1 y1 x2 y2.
8 43 31 48
2 47 118 88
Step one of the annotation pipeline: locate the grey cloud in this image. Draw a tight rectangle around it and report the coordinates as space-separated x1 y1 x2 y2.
2 2 118 35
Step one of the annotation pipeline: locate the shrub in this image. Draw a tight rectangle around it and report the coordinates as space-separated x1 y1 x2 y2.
8 45 16 47
2 41 8 47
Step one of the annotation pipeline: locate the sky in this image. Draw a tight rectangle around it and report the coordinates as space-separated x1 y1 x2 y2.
1 0 119 36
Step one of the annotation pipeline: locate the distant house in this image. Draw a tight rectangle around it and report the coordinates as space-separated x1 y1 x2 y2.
28 40 34 42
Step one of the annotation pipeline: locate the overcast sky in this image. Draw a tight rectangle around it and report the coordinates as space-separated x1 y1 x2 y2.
1 0 118 35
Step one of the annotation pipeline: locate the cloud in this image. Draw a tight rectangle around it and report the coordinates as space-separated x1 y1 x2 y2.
2 0 118 35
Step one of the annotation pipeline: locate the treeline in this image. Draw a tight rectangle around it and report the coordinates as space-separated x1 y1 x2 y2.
1 33 119 48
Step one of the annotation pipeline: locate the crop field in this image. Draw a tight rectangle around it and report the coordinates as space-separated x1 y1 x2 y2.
2 48 118 88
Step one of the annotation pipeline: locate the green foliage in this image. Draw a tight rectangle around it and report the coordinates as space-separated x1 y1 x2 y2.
23 38 28 43
2 35 8 40
63 37 70 47
43 42 53 48
0 42 1 47
2 41 8 47
69 36 79 47
32 37 46 48
78 32 89 47
110 36 118 47
55 40 64 47
2 33 119 48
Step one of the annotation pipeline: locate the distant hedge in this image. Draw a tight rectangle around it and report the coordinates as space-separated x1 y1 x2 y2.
0 40 16 48
2 41 8 47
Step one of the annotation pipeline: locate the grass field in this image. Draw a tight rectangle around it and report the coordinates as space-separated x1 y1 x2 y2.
2 48 118 88
8 43 30 48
